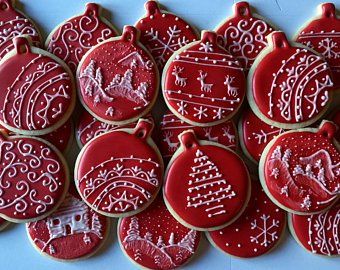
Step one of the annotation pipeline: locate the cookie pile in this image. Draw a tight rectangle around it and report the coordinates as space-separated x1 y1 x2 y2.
0 0 339 268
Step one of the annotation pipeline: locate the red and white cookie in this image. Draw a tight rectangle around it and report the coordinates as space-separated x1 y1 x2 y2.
75 119 163 217
207 179 286 258
118 196 201 270
215 1 275 71
27 192 109 261
0 217 10 231
295 3 340 91
330 108 340 141
0 132 69 223
239 107 284 163
0 0 41 60
248 31 334 129
77 25 159 125
162 30 245 127
289 201 340 256
159 111 237 161
164 130 250 231
46 3 118 74
135 0 198 71
0 36 75 135
259 120 340 214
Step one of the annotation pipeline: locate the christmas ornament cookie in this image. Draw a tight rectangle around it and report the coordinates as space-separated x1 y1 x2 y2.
207 179 286 258
0 0 41 60
160 111 237 161
0 132 69 223
164 130 250 231
46 3 118 74
27 192 109 261
0 217 10 231
239 107 284 163
288 201 340 256
215 1 275 71
295 3 340 90
162 30 245 127
0 36 75 135
135 0 198 71
75 119 163 217
118 196 200 270
259 121 340 215
330 108 340 141
77 25 159 125
248 31 334 129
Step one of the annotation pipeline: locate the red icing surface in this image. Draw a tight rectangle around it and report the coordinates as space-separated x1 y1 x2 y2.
47 3 117 74
164 131 250 230
290 201 340 256
216 1 275 71
251 31 333 127
118 196 200 270
135 0 198 71
295 3 340 89
77 25 159 124
163 31 245 126
0 0 41 60
208 179 286 258
75 120 163 216
262 121 340 213
330 108 340 141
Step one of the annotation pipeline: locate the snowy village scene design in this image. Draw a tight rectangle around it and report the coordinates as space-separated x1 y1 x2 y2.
27 194 106 258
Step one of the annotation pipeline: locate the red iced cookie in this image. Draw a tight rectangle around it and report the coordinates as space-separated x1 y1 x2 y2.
46 3 118 74
135 0 198 71
164 130 250 231
259 121 340 214
0 0 41 60
0 132 69 222
118 196 200 270
27 192 109 261
160 111 237 160
239 107 284 163
215 1 275 71
75 119 163 217
0 217 9 231
330 108 340 142
77 25 159 125
248 31 333 129
207 179 286 258
163 30 245 126
295 3 340 90
289 201 340 256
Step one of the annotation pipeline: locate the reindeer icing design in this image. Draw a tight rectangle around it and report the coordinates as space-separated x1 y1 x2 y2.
172 66 187 87
163 131 180 151
224 75 238 97
197 70 213 92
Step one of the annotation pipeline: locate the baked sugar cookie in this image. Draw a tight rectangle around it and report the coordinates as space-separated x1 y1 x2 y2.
135 0 198 71
77 25 159 125
164 130 250 231
259 120 340 215
0 217 10 231
118 196 201 270
162 30 245 127
207 179 286 258
75 119 163 217
248 31 334 129
46 3 118 74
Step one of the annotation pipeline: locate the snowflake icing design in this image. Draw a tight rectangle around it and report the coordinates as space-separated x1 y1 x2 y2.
318 38 340 59
250 214 280 247
199 41 213 53
193 106 208 119
177 100 188 115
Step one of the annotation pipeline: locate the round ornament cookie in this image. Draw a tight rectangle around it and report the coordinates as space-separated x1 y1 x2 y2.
77 25 159 125
160 111 237 160
162 30 245 127
0 0 42 60
118 196 201 270
0 217 10 231
75 119 163 218
207 179 286 258
164 130 250 231
0 132 69 223
248 31 334 129
27 192 109 261
215 1 275 71
0 36 75 135
289 201 340 256
135 0 198 71
239 107 285 163
46 3 118 74
259 120 340 215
